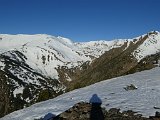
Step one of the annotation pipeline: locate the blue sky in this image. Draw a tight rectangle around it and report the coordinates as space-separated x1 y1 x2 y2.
0 0 160 42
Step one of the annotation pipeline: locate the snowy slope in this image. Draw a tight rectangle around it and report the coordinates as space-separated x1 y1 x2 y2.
2 67 160 120
132 31 160 62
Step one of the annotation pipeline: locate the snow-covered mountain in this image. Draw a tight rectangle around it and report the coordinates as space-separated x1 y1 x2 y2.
2 67 160 120
0 31 160 117
0 34 126 79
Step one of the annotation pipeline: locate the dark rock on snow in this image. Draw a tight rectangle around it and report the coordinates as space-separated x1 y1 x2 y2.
39 102 160 120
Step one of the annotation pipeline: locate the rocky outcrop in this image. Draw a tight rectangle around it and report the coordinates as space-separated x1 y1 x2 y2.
53 102 148 120
0 70 10 117
40 102 160 120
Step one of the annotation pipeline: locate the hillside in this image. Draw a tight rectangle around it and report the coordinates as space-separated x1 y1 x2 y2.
1 67 160 120
69 31 160 89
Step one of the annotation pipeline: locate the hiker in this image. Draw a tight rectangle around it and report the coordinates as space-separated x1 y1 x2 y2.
89 94 104 120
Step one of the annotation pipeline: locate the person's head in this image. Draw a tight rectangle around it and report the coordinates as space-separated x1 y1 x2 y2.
92 94 98 98
90 94 102 104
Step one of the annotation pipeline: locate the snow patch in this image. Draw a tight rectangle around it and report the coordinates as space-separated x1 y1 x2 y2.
13 86 24 97
0 61 5 70
65 73 72 82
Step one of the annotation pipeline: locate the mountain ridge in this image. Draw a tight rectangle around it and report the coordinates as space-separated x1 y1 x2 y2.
68 31 160 89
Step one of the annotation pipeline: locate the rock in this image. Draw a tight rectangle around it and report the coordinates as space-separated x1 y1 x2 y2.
155 111 160 118
108 108 120 114
154 106 160 109
124 84 137 91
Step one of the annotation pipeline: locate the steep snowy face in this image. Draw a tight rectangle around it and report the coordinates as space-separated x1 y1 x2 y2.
132 31 160 62
18 36 89 79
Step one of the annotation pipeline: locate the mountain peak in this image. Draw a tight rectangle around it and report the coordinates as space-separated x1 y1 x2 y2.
57 36 74 45
148 30 159 35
